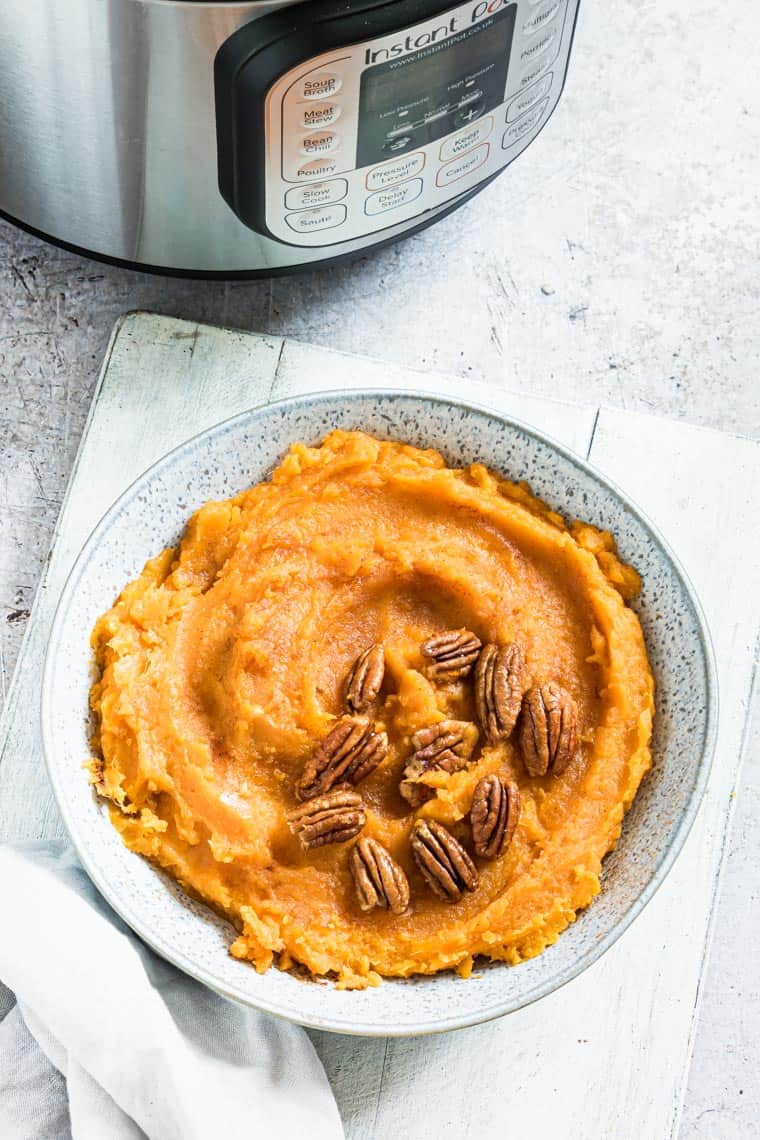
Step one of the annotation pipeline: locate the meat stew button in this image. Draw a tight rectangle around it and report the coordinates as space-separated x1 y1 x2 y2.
285 204 347 233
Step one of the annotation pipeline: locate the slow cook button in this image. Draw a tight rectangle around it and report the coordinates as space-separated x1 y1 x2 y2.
364 178 423 216
365 152 425 191
285 204 347 233
435 142 490 188
295 158 340 180
284 179 348 210
502 98 550 148
300 102 341 130
300 130 340 156
440 115 493 162
299 72 342 100
506 73 553 122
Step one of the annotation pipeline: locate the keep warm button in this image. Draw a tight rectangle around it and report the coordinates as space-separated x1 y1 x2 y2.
364 178 423 216
439 116 493 162
435 142 490 188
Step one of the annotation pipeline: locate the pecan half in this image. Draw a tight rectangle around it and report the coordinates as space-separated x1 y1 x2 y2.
297 716 388 800
474 642 527 744
345 643 385 713
399 719 479 807
470 774 520 859
421 628 482 681
350 836 410 915
287 788 366 849
518 682 579 778
410 819 479 901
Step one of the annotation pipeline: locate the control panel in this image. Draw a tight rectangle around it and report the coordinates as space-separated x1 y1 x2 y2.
216 0 579 247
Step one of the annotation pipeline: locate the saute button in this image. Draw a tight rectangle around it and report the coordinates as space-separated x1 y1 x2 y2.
300 130 340 156
285 204 347 233
285 179 348 210
435 142 490 188
506 74 553 121
364 178 423 216
502 98 549 148
300 102 342 129
440 116 493 162
366 152 425 191
295 158 340 180
299 72 342 100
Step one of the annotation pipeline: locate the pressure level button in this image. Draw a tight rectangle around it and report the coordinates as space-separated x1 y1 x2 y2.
299 72 342 100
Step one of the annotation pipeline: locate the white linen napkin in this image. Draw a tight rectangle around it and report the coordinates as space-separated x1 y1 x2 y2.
0 842 343 1140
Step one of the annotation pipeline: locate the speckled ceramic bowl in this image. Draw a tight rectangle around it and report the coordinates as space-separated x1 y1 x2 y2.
42 391 717 1036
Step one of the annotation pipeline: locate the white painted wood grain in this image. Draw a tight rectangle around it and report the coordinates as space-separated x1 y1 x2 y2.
0 314 284 844
0 314 757 1140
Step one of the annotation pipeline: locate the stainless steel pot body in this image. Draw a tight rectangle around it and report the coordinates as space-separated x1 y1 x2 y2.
0 0 579 275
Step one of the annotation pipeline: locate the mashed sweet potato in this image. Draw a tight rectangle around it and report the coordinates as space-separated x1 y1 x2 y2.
89 430 654 988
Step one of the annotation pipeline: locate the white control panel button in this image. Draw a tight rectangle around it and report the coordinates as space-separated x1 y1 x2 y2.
295 158 340 181
439 116 493 162
300 131 340 156
365 152 425 191
284 179 348 211
524 0 563 34
436 142 490 188
285 204 347 233
299 72 342 100
502 99 550 149
300 102 342 130
520 53 555 88
506 74 553 122
364 178 423 216
520 25 559 66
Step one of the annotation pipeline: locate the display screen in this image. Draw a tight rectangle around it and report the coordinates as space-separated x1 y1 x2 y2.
357 5 516 168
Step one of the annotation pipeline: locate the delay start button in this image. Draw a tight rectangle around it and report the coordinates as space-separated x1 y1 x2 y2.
299 72 342 100
364 178 423 216
285 203 347 233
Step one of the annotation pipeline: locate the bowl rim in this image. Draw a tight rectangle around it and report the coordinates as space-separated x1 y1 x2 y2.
41 387 719 1036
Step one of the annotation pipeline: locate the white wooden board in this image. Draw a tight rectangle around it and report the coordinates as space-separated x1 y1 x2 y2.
0 312 757 1140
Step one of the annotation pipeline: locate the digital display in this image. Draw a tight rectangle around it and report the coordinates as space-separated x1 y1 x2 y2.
357 5 516 168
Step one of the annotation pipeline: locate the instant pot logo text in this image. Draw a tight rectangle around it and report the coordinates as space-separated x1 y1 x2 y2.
364 0 509 64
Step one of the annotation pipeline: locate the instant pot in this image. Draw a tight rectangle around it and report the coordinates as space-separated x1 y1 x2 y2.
0 0 580 277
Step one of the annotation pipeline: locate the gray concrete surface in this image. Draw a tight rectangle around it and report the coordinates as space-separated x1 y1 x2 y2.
1 0 759 1132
